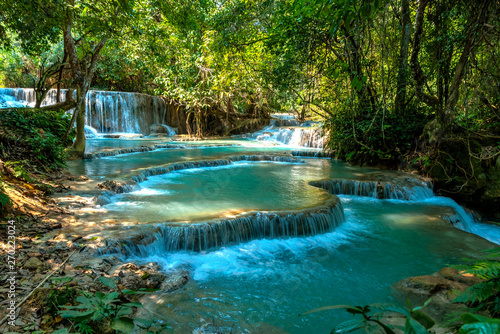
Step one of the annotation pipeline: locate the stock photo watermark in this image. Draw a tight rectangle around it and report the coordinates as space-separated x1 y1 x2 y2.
4 219 17 326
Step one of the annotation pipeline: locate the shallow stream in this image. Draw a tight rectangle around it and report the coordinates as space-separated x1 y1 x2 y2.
67 136 499 333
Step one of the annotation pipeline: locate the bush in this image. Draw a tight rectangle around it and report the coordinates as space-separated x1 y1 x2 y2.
0 108 72 170
325 107 431 166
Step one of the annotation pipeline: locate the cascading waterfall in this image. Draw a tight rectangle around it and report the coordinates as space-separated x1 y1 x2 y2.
432 197 500 245
0 88 67 107
85 90 167 134
310 178 500 244
102 198 344 254
250 125 327 148
309 179 434 200
0 88 170 135
291 150 332 158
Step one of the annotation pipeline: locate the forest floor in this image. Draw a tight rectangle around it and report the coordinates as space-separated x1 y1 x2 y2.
0 165 187 333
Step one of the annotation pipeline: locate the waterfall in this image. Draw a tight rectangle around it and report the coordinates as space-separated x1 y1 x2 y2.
250 126 327 148
85 90 167 134
310 179 434 200
101 199 345 254
1 88 170 135
0 88 67 107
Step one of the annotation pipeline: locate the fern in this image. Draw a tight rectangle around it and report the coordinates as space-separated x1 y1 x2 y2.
453 248 500 317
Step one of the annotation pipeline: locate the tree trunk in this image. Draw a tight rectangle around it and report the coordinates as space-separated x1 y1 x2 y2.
394 0 412 115
62 7 110 158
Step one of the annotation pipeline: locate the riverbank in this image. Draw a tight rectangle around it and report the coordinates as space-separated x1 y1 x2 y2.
0 165 189 333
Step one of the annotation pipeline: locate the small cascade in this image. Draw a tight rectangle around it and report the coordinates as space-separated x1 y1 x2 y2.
291 150 332 158
84 125 101 139
435 197 500 245
83 143 243 159
310 179 434 200
251 126 327 148
104 199 344 254
270 119 301 127
130 155 302 184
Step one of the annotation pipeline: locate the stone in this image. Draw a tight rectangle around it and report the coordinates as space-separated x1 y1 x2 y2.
161 271 189 292
111 262 167 290
94 191 114 206
399 275 468 296
150 123 177 136
437 267 483 286
24 257 44 270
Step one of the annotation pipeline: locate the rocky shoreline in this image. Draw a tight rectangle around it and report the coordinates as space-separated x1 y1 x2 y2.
0 170 190 333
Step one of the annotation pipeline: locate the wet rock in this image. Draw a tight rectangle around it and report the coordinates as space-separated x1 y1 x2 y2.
437 267 483 286
393 267 482 323
24 257 44 270
94 190 114 206
397 274 468 297
112 263 167 290
97 180 138 193
161 270 189 292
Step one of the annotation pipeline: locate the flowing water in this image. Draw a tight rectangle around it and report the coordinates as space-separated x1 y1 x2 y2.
4 89 500 333
64 135 500 333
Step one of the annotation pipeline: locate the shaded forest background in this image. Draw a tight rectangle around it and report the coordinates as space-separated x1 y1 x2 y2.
1 0 499 217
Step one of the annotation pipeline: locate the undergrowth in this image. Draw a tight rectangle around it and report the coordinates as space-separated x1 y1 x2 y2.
325 107 431 167
0 108 73 170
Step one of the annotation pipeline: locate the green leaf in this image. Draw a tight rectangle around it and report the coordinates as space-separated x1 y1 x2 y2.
459 322 500 334
372 319 397 334
103 291 120 301
331 318 364 333
462 314 500 324
59 309 94 322
412 311 435 329
404 317 431 334
99 276 117 289
122 302 144 308
111 317 135 334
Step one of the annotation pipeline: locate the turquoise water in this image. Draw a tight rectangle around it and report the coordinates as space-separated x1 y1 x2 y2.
69 138 499 334
134 195 493 333
69 142 296 178
97 159 381 223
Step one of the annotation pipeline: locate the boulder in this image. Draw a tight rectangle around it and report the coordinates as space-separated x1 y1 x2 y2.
149 123 177 136
112 262 167 290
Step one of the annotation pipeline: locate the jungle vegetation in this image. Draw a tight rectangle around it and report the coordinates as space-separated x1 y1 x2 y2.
0 0 499 208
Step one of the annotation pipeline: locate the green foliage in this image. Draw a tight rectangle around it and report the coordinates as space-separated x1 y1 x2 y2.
46 277 79 316
5 161 32 182
301 299 435 334
453 248 500 318
326 107 431 165
0 108 71 169
0 176 11 211
59 276 161 334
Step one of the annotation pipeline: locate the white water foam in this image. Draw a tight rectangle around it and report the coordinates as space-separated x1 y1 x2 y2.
129 216 365 281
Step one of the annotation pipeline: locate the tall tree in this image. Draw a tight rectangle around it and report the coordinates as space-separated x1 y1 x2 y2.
394 0 412 115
